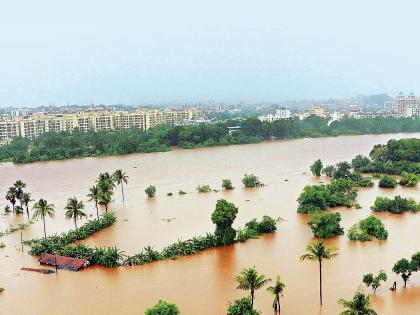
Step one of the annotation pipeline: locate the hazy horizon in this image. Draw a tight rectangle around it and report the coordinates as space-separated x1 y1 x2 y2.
1 1 419 107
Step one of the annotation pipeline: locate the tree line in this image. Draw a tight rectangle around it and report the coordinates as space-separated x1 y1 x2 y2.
1 116 419 164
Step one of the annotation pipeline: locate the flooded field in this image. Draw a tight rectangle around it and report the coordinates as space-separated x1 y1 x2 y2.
0 133 419 314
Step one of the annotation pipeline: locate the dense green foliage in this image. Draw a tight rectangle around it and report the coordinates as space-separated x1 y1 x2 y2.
211 199 238 245
144 300 180 315
338 290 377 315
145 185 157 197
242 174 264 188
348 216 388 241
222 179 234 190
297 179 358 214
363 270 387 293
307 212 344 238
399 172 418 187
378 175 397 188
371 196 419 214
227 297 260 315
353 138 420 175
310 159 323 176
2 117 419 164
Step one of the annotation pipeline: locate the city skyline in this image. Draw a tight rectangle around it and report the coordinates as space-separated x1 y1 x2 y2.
1 1 420 106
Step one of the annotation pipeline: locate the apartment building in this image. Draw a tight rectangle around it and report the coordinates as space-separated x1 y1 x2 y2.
385 92 420 117
0 108 202 145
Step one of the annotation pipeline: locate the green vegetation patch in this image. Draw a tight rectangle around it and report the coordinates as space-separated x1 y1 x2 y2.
348 215 388 241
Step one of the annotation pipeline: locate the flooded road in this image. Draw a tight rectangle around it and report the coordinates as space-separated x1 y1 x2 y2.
0 133 419 314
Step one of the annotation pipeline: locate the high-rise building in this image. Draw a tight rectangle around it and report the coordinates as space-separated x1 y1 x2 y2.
0 108 202 145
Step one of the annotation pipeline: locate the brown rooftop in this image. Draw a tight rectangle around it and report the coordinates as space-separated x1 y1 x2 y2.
39 253 90 271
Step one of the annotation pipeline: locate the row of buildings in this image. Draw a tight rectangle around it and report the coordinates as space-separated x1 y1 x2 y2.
384 92 420 117
0 108 202 145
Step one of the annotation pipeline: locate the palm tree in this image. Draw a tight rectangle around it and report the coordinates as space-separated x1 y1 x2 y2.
21 192 33 220
267 276 286 313
113 169 129 202
64 197 86 230
235 266 271 309
300 241 338 306
97 172 115 212
338 290 377 315
87 185 100 219
5 187 17 214
32 199 55 238
13 180 26 206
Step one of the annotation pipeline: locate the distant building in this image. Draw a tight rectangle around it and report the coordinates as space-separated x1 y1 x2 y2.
258 107 291 122
0 108 202 145
308 106 325 117
385 92 420 117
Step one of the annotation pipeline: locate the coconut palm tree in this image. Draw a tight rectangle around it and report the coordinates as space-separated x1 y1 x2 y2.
338 290 377 315
21 192 33 220
267 276 286 313
5 187 17 214
113 169 129 202
32 199 55 238
64 197 86 230
97 172 115 212
300 241 338 306
13 180 26 206
87 185 100 219
235 266 271 309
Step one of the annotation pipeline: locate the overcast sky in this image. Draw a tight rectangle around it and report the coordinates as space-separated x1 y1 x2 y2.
0 0 419 106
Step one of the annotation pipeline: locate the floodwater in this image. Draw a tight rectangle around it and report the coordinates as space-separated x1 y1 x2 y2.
0 133 419 315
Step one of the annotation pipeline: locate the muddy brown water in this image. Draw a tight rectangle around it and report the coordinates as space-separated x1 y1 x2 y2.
0 133 419 315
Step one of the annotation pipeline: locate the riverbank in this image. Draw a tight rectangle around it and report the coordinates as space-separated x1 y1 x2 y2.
1 116 419 164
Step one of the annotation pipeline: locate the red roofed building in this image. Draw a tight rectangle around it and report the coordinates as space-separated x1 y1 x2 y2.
39 253 90 271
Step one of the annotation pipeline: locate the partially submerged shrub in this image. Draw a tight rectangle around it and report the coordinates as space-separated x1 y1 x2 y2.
196 185 212 193
242 174 264 188
378 175 397 188
145 185 157 197
222 179 234 190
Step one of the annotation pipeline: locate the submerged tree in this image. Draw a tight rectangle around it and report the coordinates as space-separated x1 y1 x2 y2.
222 179 234 190
266 276 286 312
21 192 33 220
145 185 157 198
393 258 412 287
144 300 180 315
97 173 114 212
300 241 338 306
87 185 100 220
338 290 377 315
227 297 260 315
211 199 238 245
362 270 387 293
5 186 17 214
32 199 55 238
310 159 323 176
113 169 129 202
235 266 271 309
65 197 87 230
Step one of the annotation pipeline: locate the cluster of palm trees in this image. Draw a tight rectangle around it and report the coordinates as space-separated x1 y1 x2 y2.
4 170 128 239
88 170 129 218
5 180 33 219
235 266 285 313
235 241 376 314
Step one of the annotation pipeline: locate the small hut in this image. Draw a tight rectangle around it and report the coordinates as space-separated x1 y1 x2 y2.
39 253 90 271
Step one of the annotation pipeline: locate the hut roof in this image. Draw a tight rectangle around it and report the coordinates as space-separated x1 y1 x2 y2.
39 253 90 271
